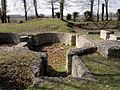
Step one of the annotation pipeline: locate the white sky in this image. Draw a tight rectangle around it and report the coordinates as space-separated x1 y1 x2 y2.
3 0 120 16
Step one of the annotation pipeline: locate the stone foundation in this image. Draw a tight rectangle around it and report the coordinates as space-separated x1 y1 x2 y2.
28 33 76 47
100 30 111 40
72 55 95 81
66 46 97 74
0 33 20 44
32 52 48 85
109 34 120 40
97 40 120 58
76 35 96 48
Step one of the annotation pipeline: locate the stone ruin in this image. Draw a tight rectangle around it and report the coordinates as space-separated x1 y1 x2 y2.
0 32 120 85
66 46 97 81
100 30 120 40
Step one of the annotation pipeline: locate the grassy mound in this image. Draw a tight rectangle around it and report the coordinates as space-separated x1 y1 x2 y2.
0 18 71 33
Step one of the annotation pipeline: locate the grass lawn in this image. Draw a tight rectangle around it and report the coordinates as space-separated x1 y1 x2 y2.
0 18 72 33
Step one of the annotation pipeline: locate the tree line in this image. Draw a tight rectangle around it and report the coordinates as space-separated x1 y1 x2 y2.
0 0 120 23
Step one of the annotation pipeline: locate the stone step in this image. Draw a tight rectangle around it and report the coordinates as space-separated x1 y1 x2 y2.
14 42 27 47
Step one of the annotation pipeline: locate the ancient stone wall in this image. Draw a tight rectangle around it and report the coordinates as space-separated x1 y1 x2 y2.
66 46 97 74
72 55 95 81
32 52 48 85
0 33 20 44
100 30 115 40
76 35 96 48
28 32 76 46
66 46 97 81
100 30 111 40
109 34 120 40
97 40 120 58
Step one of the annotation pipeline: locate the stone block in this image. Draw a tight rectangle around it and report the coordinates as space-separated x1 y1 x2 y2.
100 30 110 40
109 34 120 40
72 55 95 81
76 35 96 48
66 46 97 74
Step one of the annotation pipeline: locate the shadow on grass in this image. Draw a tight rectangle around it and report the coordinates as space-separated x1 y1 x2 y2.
93 73 120 87
47 65 68 77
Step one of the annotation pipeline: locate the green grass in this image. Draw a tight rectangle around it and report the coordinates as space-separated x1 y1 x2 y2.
88 34 101 41
27 53 120 90
0 18 72 33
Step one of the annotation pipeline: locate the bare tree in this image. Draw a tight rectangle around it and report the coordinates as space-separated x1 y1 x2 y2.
1 0 7 23
90 0 94 18
97 0 100 21
76 0 95 19
102 3 105 21
60 0 64 20
104 0 109 20
33 0 39 18
45 0 59 18
22 0 28 21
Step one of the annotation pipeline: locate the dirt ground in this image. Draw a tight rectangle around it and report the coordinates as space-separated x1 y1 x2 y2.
39 43 71 77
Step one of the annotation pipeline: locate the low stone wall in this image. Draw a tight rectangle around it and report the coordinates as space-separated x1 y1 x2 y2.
76 35 96 48
100 30 114 40
109 34 120 40
32 52 48 85
28 33 76 47
72 55 95 81
0 33 20 44
100 30 111 40
66 46 97 74
97 40 120 58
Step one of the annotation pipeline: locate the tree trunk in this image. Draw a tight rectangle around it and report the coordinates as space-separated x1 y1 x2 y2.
102 3 104 21
33 0 39 18
51 0 55 18
104 0 109 21
97 0 100 21
90 0 94 19
7 15 10 23
23 0 27 21
60 2 64 20
1 0 7 23
105 3 108 20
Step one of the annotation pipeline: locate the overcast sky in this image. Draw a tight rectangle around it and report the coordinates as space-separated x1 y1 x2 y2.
3 0 120 16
